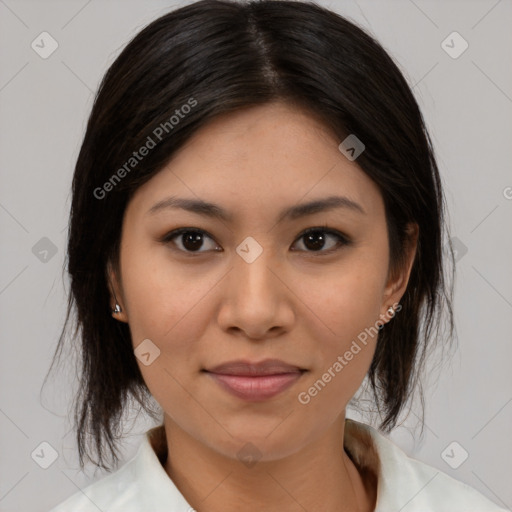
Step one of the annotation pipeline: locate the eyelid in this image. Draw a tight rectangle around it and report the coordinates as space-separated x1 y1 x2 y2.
160 227 221 252
160 225 351 254
291 226 351 255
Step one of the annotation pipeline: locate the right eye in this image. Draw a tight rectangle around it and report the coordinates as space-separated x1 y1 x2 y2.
161 228 221 254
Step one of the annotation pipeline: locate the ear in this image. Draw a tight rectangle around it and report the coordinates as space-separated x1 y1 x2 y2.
379 222 419 323
107 260 129 323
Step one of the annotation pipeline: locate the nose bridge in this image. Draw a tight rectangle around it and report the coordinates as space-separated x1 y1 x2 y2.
232 235 279 301
216 233 295 338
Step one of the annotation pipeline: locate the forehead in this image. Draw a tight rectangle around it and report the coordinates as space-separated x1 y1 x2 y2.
127 101 384 224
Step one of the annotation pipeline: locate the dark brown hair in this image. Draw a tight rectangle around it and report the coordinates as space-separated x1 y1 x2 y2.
44 0 455 471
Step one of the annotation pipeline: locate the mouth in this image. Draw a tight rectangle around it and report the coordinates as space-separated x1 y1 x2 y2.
203 358 307 376
202 359 308 401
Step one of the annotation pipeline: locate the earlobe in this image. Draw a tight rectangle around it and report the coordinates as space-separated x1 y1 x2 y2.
111 302 128 323
107 261 129 323
111 305 128 323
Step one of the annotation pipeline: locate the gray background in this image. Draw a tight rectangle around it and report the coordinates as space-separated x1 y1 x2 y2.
0 0 511 511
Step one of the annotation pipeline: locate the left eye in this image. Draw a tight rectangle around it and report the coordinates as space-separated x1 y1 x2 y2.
161 227 350 254
292 227 350 253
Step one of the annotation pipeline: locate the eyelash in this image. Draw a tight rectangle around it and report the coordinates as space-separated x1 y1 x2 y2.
160 225 351 256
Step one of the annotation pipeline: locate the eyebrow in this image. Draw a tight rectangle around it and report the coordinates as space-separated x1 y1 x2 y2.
147 194 366 222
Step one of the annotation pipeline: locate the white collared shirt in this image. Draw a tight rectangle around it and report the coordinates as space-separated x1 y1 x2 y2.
48 419 508 511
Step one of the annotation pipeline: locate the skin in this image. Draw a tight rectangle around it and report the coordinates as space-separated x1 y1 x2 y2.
109 101 418 512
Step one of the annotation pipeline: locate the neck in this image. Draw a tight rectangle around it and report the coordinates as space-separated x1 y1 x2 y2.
161 413 376 512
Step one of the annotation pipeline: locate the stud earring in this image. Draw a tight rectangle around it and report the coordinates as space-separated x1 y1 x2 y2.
387 306 395 316
112 304 122 314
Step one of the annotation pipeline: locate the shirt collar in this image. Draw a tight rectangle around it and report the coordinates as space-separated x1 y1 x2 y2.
135 418 385 509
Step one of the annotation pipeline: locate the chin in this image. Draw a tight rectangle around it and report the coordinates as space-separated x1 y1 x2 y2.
203 422 308 463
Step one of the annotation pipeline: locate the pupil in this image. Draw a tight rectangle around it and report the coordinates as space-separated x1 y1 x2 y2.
183 232 203 251
305 231 325 251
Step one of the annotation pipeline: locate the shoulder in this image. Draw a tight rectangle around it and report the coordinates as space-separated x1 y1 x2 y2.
47 454 140 512
47 426 192 512
346 419 509 512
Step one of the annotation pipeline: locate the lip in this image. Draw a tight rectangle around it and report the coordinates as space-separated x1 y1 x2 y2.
205 372 305 401
203 359 307 401
205 358 306 376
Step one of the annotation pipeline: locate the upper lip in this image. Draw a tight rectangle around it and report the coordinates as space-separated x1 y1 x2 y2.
205 358 306 376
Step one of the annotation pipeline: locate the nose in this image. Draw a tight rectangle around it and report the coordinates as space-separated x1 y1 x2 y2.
216 244 295 340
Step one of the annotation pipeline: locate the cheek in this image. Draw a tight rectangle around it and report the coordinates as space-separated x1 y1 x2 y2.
289 293 381 453
120 244 214 341
119 251 228 406
290 264 384 404
293 261 385 346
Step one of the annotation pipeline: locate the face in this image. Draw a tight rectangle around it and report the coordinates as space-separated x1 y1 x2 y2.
110 101 417 462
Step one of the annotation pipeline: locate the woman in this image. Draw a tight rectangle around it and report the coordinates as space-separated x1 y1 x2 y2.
47 0 508 510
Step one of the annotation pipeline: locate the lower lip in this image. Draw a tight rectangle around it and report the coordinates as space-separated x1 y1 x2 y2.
206 371 305 401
